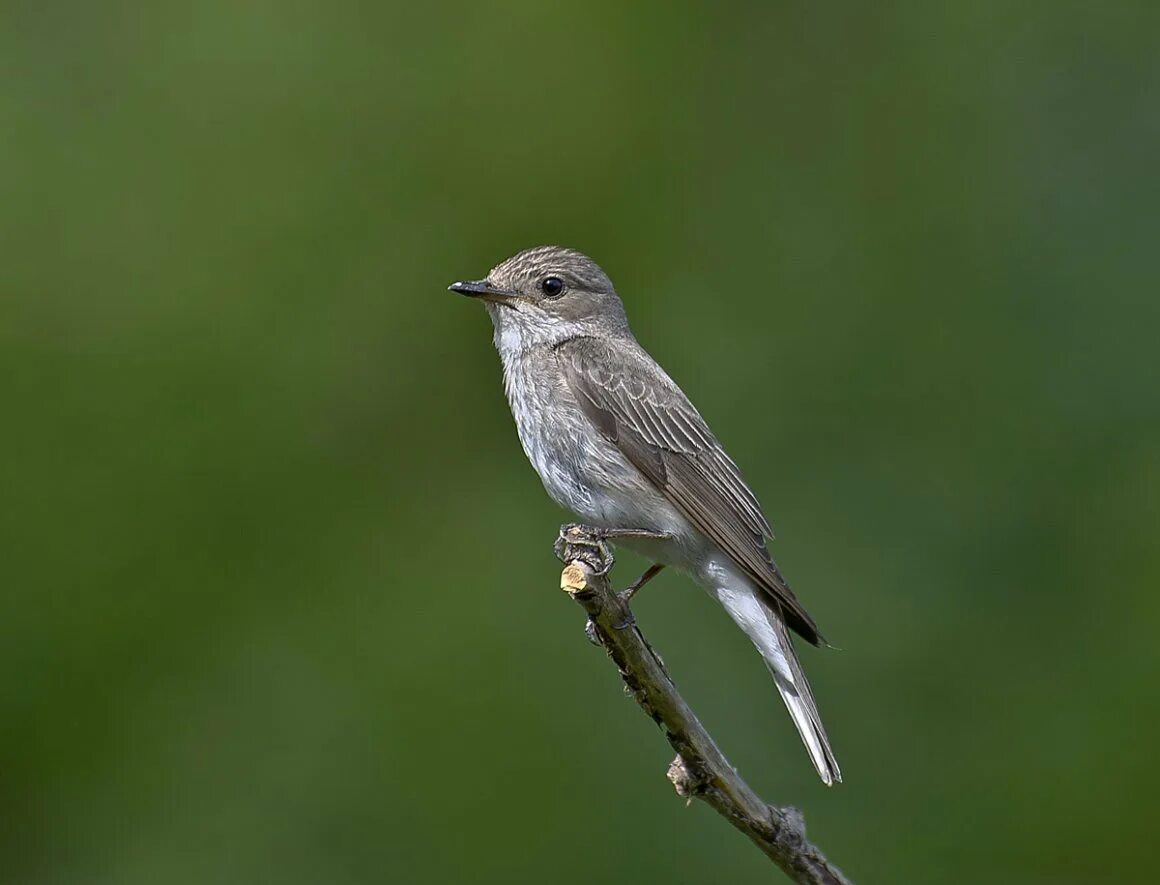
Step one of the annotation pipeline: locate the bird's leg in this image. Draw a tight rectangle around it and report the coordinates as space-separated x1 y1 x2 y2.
602 527 673 573
599 528 674 544
610 562 668 630
591 528 672 570
599 528 673 616
619 563 666 604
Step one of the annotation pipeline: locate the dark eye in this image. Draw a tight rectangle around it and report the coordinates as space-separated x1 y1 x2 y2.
540 276 565 297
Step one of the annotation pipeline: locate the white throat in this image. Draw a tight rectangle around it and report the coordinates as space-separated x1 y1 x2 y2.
487 304 582 360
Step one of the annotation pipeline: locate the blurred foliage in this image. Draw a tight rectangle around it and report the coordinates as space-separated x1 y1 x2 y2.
2 2 1158 883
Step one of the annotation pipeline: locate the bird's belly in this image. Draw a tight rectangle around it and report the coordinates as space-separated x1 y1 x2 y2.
519 414 670 515
525 427 642 523
523 425 700 567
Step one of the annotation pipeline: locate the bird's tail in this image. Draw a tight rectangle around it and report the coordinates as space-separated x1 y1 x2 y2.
712 580 842 785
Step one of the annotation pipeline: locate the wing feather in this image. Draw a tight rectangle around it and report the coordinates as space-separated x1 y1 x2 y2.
557 336 821 645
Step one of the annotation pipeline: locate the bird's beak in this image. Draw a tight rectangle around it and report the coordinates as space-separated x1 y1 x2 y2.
448 279 520 308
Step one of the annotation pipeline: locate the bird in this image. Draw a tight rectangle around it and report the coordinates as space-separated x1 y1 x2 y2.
449 245 841 785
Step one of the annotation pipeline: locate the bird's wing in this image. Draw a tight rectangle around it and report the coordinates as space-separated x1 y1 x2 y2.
556 335 822 645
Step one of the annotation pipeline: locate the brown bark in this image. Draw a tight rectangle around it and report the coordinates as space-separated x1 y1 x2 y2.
555 524 852 885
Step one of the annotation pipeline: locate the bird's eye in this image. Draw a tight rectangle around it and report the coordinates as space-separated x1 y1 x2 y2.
540 276 565 297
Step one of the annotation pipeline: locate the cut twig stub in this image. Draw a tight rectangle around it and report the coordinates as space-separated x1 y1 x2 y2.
560 562 589 594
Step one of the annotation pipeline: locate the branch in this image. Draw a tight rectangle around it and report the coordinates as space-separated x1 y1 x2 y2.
554 525 852 885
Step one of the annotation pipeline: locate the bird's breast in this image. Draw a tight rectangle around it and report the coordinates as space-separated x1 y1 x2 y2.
498 347 676 534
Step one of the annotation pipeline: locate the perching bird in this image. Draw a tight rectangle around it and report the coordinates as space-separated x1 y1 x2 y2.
450 246 840 785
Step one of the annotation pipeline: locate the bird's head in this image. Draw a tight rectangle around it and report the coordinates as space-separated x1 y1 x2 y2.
449 245 630 348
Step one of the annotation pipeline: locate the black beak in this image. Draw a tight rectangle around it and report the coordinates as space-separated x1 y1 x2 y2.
447 279 520 306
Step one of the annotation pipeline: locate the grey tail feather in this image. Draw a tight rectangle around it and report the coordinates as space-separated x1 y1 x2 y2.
762 603 842 786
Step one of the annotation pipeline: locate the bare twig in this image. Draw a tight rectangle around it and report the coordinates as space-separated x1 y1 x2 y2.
555 524 852 885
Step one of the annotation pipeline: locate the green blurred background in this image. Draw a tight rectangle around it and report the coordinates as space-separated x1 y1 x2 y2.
3 2 1157 882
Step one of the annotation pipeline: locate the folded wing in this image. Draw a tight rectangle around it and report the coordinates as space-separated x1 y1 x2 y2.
556 335 823 645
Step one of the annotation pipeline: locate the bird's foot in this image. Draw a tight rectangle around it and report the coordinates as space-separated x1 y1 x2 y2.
555 524 615 575
555 525 673 571
556 526 671 630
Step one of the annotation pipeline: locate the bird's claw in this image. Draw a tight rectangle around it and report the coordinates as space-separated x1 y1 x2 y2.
611 599 637 631
555 523 615 575
558 525 643 632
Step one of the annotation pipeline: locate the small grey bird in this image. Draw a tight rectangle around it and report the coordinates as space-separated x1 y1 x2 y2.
450 245 841 785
